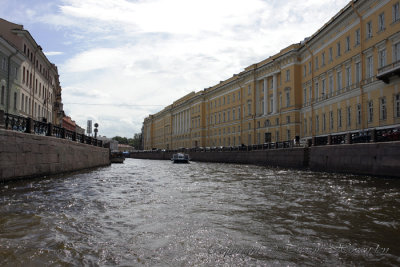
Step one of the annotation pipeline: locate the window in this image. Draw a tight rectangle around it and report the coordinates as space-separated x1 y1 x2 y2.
368 100 374 122
309 61 312 74
394 42 400 62
355 29 360 46
330 111 334 130
286 116 290 124
345 66 351 87
21 94 24 111
304 88 307 104
223 112 226 122
232 109 235 120
304 65 307 77
286 70 290 81
379 49 387 68
232 93 235 102
355 62 361 83
0 86 4 105
316 115 320 132
328 75 333 96
238 107 241 119
322 52 326 66
393 2 400 22
367 56 373 78
337 71 342 91
315 56 319 70
337 42 341 57
248 85 251 95
395 94 400 117
315 82 319 101
322 114 326 131
322 79 326 98
275 131 279 142
286 91 290 107
378 13 385 31
309 116 312 133
338 109 342 128
247 102 251 115
238 91 241 100
287 130 291 141
227 95 230 104
329 47 333 62
346 36 351 51
380 98 387 120
13 92 17 110
357 104 361 125
276 118 279 125
304 119 307 135
223 97 225 105
366 21 372 39
309 86 312 102
347 106 351 127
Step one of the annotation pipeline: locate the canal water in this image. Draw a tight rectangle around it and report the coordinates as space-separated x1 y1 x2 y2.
0 159 399 266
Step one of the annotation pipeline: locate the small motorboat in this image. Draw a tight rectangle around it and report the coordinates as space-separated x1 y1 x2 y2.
110 151 125 163
171 153 190 163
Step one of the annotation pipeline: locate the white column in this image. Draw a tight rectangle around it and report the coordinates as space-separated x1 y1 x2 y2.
180 112 183 133
263 78 268 115
273 74 278 114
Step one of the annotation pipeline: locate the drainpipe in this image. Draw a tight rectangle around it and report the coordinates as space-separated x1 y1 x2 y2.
6 50 18 114
351 0 365 131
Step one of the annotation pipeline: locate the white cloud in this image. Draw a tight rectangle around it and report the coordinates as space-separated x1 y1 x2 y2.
26 0 350 137
44 51 64 56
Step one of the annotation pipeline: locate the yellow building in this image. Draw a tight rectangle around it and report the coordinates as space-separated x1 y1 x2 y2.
143 0 400 150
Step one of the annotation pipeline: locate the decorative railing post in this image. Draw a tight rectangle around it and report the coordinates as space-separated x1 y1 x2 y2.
25 117 34 134
47 123 53 136
0 110 5 129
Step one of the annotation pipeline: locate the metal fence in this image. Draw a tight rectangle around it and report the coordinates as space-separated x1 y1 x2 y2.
2 112 102 147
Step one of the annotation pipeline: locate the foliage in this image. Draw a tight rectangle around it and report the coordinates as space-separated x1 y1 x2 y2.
112 133 142 149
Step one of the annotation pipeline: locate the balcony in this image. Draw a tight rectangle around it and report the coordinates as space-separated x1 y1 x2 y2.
377 60 400 84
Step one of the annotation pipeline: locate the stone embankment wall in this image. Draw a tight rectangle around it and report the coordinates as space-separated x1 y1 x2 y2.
132 147 308 169
309 142 400 177
0 129 110 182
131 141 400 177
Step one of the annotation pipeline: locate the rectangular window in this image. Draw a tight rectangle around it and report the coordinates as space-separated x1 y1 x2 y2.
393 2 400 22
248 102 251 115
309 61 312 74
356 62 361 83
248 85 251 95
13 92 17 110
322 79 326 97
315 82 319 101
238 91 241 100
322 52 325 66
380 98 387 120
286 91 290 107
304 119 307 135
21 93 24 111
355 28 360 46
368 100 374 122
286 116 290 124
337 71 342 91
338 109 342 128
357 104 362 125
347 106 351 127
315 56 319 70
345 66 351 87
0 86 4 105
367 56 374 78
366 21 372 39
379 49 387 68
316 115 320 133
395 42 400 62
330 111 334 130
395 94 400 117
322 113 326 131
337 42 341 57
346 36 351 51
286 70 290 81
329 75 333 96
379 12 385 31
329 47 333 62
304 65 307 77
304 88 307 105
309 116 312 133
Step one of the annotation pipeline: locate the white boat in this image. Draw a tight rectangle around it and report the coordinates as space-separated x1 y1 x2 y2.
171 153 190 163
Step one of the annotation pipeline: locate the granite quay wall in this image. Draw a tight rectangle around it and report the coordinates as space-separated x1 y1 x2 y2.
0 129 110 183
131 141 400 177
309 142 400 178
131 147 308 169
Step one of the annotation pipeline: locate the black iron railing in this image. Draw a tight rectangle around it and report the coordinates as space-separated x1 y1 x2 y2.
1 112 103 147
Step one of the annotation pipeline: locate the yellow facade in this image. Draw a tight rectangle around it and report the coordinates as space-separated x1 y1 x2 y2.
143 0 400 150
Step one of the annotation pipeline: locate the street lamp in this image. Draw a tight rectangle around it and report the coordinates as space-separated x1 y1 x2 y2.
94 123 99 138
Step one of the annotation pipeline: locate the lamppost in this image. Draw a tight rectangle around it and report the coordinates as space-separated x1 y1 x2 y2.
94 123 99 138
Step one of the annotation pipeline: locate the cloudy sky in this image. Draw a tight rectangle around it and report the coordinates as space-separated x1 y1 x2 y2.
1 0 349 138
